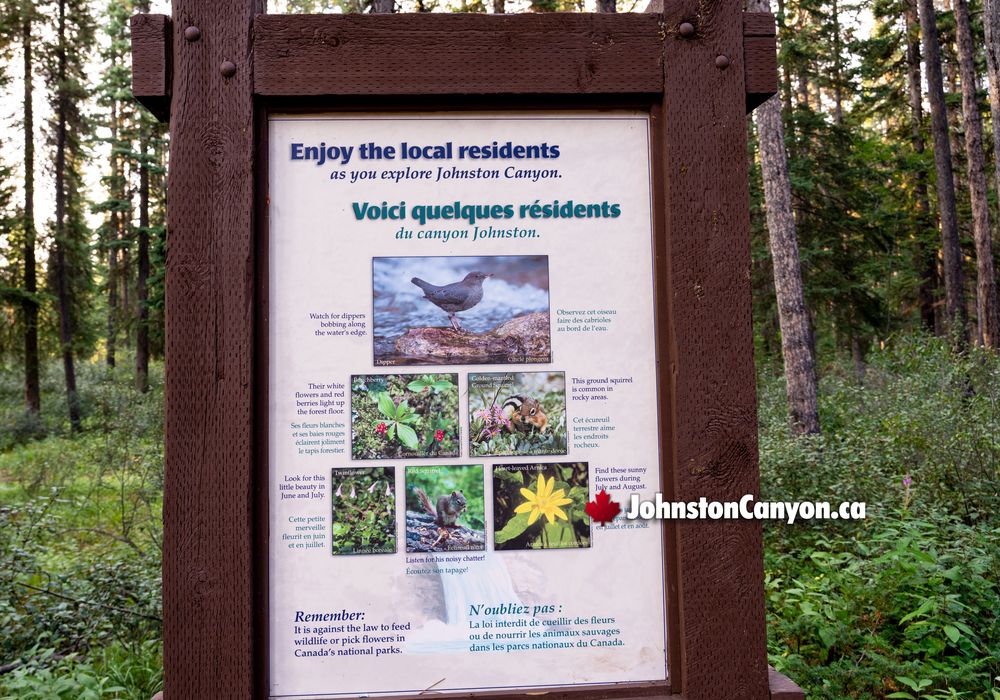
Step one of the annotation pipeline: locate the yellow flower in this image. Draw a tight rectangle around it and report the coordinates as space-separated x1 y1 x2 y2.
514 474 573 525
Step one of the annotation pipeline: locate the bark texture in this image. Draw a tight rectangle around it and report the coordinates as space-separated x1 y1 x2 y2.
53 0 80 431
918 0 969 344
754 91 821 435
21 2 41 416
905 0 938 332
136 137 151 392
959 0 1000 348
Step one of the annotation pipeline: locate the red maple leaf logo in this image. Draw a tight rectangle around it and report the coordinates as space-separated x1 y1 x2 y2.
585 490 621 526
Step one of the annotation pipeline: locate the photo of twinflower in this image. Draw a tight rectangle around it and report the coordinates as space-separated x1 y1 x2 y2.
492 462 590 550
330 467 396 555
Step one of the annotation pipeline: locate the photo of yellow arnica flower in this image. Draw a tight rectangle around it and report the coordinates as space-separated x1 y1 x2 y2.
493 462 590 551
515 473 572 525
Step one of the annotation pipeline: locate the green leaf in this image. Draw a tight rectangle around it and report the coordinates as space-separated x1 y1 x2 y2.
432 379 454 391
495 512 531 544
942 624 961 643
395 400 410 420
377 392 396 419
406 380 427 392
543 521 573 547
397 423 419 449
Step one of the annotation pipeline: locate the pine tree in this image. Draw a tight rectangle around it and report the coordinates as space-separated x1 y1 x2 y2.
749 0 822 435
46 0 93 430
954 0 1000 348
918 0 968 344
19 0 42 417
94 0 136 369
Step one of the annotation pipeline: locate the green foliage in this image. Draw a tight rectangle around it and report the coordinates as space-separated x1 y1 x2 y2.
0 358 162 699
352 374 459 459
761 338 1000 699
330 468 396 554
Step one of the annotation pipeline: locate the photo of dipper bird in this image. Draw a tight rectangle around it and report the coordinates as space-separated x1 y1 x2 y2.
411 271 494 331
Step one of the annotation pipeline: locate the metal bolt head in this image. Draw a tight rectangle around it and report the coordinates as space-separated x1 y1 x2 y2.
715 54 730 69
220 61 237 78
184 26 201 42
678 22 695 38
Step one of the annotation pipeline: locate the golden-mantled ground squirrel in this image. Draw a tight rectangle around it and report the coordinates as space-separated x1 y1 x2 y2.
502 395 548 434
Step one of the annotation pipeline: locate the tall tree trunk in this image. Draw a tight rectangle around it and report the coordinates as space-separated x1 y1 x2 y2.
107 98 118 369
755 95 820 434
957 0 1000 348
596 0 616 11
831 0 843 125
492 0 504 11
985 0 1000 259
777 0 794 121
21 2 41 417
372 0 393 11
53 0 80 431
918 0 969 345
136 137 151 393
906 0 939 332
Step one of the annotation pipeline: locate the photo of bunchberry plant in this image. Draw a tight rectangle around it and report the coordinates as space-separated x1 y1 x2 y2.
469 371 566 457
493 462 590 551
330 467 397 555
351 373 459 460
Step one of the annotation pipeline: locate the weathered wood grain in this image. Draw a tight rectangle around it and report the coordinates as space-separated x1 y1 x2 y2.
657 0 769 695
743 13 777 111
253 13 666 97
768 667 806 699
163 0 262 698
743 11 776 37
130 14 171 122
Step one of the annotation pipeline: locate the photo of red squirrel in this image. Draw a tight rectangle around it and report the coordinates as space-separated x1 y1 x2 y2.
414 487 467 527
405 465 485 553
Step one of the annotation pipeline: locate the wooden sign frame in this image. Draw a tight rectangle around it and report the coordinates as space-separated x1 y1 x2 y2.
131 4 803 699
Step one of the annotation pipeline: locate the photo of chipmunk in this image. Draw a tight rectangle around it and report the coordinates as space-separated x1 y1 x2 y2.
469 372 566 457
502 394 548 435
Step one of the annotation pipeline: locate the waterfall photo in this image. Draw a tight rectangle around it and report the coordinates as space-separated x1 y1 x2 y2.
493 462 591 551
405 464 486 553
372 255 552 366
329 467 397 555
469 371 567 457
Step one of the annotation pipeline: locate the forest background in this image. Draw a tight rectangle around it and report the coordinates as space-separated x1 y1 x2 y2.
0 0 997 697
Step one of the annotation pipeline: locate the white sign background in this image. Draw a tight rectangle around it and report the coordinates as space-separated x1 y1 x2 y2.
268 112 667 699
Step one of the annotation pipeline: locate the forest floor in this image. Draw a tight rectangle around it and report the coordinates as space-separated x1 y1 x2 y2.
0 335 998 699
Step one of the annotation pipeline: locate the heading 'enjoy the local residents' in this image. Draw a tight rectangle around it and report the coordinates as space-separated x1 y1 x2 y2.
290 141 561 166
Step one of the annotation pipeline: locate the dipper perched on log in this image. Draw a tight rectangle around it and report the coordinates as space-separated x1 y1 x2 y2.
411 271 493 331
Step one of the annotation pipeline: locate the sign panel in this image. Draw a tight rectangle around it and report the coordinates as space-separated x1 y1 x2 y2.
268 112 667 698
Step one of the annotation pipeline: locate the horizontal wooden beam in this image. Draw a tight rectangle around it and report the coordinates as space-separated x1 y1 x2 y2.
743 12 777 111
130 13 171 122
253 13 666 97
130 11 778 120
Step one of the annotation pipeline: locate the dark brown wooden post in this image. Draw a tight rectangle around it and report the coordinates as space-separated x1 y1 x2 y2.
161 1 261 697
658 1 768 697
